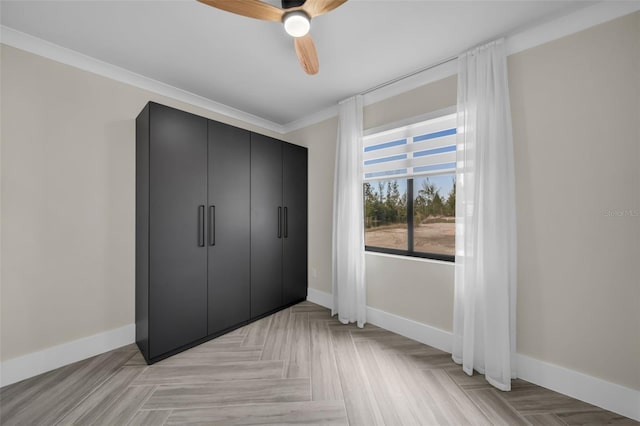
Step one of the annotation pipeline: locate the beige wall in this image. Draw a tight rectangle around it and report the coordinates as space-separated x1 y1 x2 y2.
0 45 285 361
364 76 457 130
509 12 639 390
288 12 640 390
366 254 454 332
284 117 337 294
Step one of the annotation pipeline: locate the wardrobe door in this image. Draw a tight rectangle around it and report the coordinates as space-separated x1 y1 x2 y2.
149 103 208 358
208 121 251 334
282 143 308 305
251 134 283 318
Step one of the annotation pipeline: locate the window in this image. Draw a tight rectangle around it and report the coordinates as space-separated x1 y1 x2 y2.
363 111 456 261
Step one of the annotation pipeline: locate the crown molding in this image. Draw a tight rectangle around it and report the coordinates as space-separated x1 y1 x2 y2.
282 1 640 133
505 0 640 57
0 25 285 135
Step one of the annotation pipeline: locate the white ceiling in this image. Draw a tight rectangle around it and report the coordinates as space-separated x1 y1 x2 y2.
1 0 595 126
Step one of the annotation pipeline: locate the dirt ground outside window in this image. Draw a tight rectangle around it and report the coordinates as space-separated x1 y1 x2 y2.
365 222 455 256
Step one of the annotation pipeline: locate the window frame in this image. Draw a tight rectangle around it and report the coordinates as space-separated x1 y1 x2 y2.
362 107 456 263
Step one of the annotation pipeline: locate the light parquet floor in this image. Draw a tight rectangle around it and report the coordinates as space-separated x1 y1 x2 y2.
1 301 637 425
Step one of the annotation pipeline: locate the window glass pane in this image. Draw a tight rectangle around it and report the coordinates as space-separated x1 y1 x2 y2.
413 127 456 142
364 169 407 180
413 175 456 256
364 153 407 165
364 138 407 152
364 180 408 250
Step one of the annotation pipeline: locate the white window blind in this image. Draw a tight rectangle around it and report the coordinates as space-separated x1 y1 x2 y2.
363 112 457 181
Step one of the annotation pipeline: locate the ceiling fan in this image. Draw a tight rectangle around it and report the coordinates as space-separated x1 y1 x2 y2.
197 0 348 75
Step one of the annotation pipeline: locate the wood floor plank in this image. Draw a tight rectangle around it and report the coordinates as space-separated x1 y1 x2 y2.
84 385 156 425
144 378 310 409
132 360 284 385
417 368 493 425
446 367 536 391
326 321 363 332
124 351 148 366
331 329 385 426
309 320 344 401
400 352 457 369
465 388 531 425
1 361 81 421
354 340 421 425
285 312 310 378
499 386 598 415
556 409 639 425
225 325 249 337
57 366 145 424
127 409 172 426
242 314 273 347
165 400 348 425
367 333 449 356
524 413 568 425
193 334 245 350
370 342 457 426
155 347 262 366
0 350 133 426
308 310 335 321
445 366 493 389
260 308 291 361
348 326 398 342
290 301 330 313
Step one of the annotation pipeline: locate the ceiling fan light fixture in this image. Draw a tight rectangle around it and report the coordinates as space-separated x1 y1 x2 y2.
283 11 310 37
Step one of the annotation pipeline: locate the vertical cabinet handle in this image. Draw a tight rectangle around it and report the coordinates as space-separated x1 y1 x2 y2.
209 206 215 246
278 206 282 239
284 207 288 238
198 205 205 247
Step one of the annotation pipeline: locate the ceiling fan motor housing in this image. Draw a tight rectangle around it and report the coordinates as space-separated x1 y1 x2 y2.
282 0 306 9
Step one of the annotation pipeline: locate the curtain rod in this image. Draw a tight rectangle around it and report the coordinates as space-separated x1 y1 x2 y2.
359 55 458 97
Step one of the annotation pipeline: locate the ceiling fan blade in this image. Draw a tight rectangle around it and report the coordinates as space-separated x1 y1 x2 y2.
294 34 319 75
197 0 284 22
302 0 348 18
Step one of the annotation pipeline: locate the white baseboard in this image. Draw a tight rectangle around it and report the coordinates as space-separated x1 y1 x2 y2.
308 287 452 353
517 354 640 422
307 287 334 310
307 288 640 421
0 324 135 388
366 306 453 354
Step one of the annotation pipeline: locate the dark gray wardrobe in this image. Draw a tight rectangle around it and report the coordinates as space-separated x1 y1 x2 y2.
136 102 307 364
250 134 308 318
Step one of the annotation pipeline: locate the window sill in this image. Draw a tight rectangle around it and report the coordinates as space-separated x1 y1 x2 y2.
364 248 455 266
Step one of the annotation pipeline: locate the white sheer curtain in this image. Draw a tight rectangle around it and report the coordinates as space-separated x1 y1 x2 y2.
452 39 517 391
332 95 366 327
